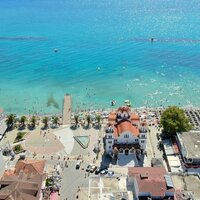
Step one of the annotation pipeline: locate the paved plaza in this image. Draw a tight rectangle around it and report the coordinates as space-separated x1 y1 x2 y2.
25 129 65 155
87 175 130 200
54 127 74 154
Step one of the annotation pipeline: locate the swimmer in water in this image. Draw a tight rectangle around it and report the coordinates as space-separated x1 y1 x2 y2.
54 48 58 52
151 38 154 42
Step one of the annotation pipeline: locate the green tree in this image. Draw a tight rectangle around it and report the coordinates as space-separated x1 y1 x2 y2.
13 144 23 153
42 117 49 128
52 116 59 126
20 116 27 127
74 115 79 127
6 114 16 129
86 115 91 127
161 106 192 137
96 114 102 128
30 116 37 128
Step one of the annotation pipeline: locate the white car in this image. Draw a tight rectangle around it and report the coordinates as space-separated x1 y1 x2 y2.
90 165 97 173
76 160 82 169
107 170 114 176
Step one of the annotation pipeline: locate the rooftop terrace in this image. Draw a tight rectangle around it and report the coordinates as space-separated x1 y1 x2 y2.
177 131 200 158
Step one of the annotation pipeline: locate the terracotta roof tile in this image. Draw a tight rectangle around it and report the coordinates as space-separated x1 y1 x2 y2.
117 107 131 112
131 114 139 120
15 160 46 175
128 167 175 198
108 113 116 121
113 121 140 138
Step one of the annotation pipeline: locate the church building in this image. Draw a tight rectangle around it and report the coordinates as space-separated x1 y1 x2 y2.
105 107 147 157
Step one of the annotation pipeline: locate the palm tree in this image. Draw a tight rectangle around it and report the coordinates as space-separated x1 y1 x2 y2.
52 116 59 127
86 115 91 127
74 115 79 127
30 116 37 128
96 114 102 128
20 116 27 128
42 117 49 128
6 114 16 129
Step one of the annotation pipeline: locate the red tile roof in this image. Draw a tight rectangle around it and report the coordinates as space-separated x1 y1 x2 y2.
108 109 139 123
131 114 140 121
15 160 46 175
108 113 116 122
114 121 140 138
128 167 174 198
0 172 45 200
0 160 46 200
117 106 131 112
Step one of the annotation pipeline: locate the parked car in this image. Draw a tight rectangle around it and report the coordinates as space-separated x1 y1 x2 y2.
19 154 25 160
76 160 82 169
100 169 108 175
95 167 101 175
86 164 92 172
90 165 97 173
107 170 114 176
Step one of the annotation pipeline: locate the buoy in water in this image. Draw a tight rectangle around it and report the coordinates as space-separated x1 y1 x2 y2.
54 48 58 53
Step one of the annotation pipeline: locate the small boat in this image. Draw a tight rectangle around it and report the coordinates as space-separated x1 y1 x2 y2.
124 100 132 107
126 103 131 107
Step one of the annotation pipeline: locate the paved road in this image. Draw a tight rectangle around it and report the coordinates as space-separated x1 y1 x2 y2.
60 161 89 200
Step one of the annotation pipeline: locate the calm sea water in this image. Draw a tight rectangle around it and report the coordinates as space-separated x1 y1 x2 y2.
0 0 200 114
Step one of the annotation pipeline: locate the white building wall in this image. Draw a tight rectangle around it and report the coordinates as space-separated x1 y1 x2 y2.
116 132 138 144
139 131 147 150
105 133 114 154
105 127 148 153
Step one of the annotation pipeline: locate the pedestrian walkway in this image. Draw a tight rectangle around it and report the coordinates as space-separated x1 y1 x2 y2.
148 126 163 159
54 127 74 154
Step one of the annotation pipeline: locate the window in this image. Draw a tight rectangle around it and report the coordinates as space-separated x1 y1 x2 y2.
124 134 129 138
141 140 145 143
109 146 111 149
135 139 138 142
108 135 112 139
108 141 112 144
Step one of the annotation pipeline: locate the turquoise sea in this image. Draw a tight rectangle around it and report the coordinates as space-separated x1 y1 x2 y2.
0 0 200 114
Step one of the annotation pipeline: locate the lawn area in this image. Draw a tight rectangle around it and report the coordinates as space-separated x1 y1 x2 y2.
13 144 25 154
14 132 26 143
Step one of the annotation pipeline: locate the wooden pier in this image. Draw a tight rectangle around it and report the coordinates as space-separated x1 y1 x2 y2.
62 94 72 125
